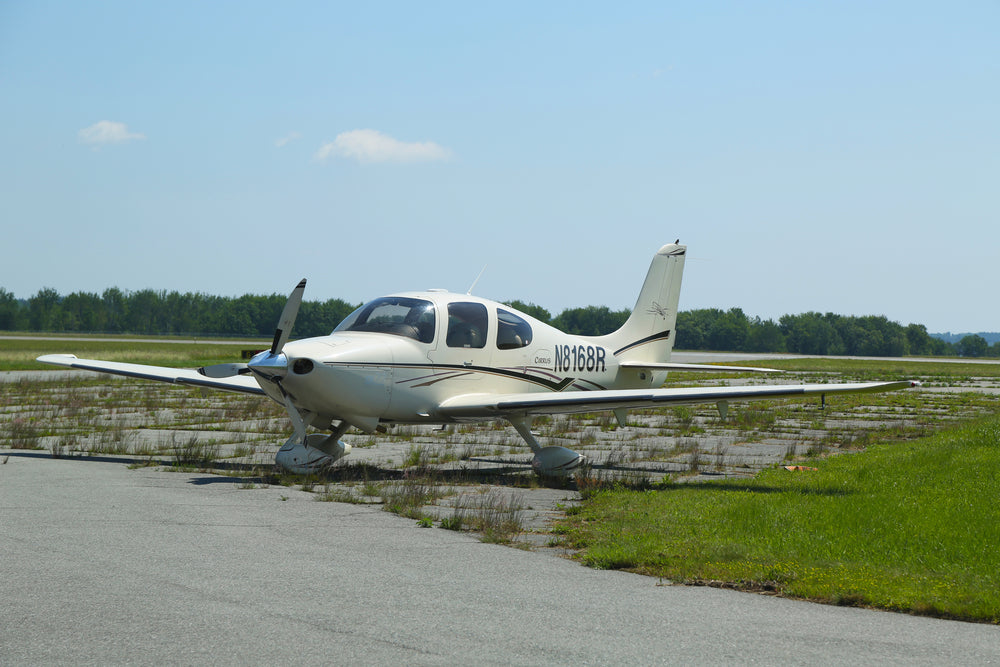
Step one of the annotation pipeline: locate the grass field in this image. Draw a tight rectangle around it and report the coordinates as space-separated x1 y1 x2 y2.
0 334 265 371
556 413 1000 623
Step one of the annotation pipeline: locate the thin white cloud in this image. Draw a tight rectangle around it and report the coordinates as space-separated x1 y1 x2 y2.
78 121 146 145
315 129 452 164
275 131 301 148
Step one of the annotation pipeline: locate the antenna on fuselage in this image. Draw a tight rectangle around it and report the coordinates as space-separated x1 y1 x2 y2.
466 265 487 295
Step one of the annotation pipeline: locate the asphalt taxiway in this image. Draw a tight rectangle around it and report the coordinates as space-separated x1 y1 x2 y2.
3 453 998 664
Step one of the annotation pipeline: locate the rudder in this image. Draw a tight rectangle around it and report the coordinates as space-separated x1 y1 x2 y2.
595 242 686 363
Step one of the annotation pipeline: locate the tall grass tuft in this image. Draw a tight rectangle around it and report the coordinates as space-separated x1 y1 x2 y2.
3 417 42 449
170 433 220 468
380 475 447 519
450 489 525 543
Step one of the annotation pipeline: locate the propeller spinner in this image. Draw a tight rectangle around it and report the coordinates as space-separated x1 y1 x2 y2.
198 278 307 380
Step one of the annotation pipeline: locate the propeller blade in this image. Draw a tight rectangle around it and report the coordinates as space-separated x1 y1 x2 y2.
197 363 250 379
270 278 307 355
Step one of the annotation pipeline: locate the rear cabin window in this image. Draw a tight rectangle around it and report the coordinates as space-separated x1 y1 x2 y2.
334 297 436 344
446 302 488 348
496 308 532 350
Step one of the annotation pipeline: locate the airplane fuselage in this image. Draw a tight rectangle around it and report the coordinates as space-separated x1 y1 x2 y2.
252 290 668 433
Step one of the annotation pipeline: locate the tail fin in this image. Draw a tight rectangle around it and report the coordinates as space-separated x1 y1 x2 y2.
595 242 686 363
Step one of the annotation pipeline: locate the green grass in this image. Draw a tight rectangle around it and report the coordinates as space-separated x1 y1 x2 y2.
557 413 1000 623
449 489 526 543
0 335 268 371
380 477 449 519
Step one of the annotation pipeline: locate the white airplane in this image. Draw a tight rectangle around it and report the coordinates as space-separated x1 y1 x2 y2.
38 242 917 476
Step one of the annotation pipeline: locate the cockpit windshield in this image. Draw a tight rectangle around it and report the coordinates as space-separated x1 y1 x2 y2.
334 297 436 344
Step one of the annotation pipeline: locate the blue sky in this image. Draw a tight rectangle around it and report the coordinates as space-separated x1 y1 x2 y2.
1 1 996 333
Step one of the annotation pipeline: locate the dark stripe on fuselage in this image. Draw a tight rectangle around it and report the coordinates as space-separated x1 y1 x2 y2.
321 361 606 392
613 330 671 356
409 371 474 387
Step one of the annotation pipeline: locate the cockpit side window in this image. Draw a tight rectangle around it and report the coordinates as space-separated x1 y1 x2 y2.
446 302 488 349
334 297 436 343
496 308 532 350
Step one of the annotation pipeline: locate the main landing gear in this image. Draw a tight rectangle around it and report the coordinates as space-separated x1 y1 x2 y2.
509 417 586 477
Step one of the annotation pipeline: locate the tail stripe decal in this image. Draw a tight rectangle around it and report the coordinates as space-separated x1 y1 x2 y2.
613 330 671 356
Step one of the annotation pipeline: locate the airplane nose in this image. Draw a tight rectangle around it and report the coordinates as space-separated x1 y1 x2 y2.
247 350 288 378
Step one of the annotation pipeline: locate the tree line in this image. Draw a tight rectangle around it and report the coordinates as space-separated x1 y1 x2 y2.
0 287 358 339
508 301 997 358
1 287 996 358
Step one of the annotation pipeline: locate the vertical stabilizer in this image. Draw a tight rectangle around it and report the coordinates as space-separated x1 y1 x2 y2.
595 242 686 363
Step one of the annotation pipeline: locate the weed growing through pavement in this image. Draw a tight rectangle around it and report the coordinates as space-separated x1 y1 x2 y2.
380 474 450 520
231 444 256 459
315 483 367 504
170 433 220 468
402 444 430 468
440 515 463 531
3 417 42 449
449 488 525 544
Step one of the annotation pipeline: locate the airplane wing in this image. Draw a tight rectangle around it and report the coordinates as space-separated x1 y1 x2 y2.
437 380 918 419
36 354 266 396
619 360 779 373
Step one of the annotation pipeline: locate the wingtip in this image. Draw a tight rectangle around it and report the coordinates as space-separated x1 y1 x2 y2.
37 353 78 363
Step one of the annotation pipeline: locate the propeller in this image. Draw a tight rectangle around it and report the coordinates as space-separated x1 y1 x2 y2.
200 278 334 469
198 278 307 379
271 278 307 356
